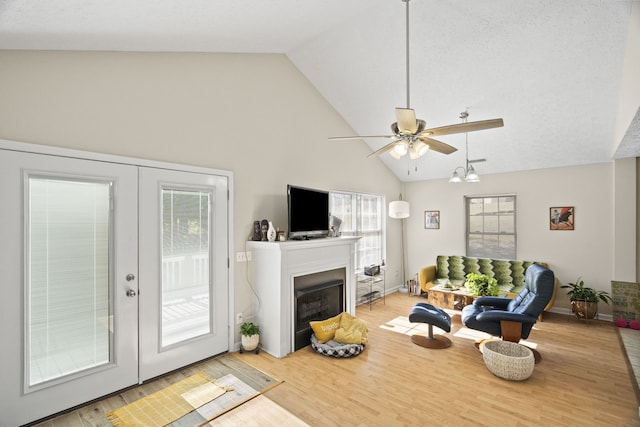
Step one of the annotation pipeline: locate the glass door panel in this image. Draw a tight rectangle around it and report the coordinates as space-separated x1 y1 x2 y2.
161 188 211 347
138 167 228 382
28 177 112 386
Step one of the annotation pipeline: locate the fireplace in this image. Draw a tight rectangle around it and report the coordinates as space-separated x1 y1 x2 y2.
247 237 359 358
294 279 344 351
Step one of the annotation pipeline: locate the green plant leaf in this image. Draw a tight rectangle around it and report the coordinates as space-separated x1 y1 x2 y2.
240 322 260 336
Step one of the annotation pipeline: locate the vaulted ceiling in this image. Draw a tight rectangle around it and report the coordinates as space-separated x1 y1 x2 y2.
0 0 635 181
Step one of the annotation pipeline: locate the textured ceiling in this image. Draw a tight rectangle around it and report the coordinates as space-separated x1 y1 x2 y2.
0 0 635 182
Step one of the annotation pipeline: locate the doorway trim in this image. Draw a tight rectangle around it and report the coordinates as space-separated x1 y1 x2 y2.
0 138 235 354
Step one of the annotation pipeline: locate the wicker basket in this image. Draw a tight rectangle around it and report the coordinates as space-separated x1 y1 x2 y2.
482 340 534 381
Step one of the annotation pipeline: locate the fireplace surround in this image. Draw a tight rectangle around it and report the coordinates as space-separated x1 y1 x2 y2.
247 237 360 357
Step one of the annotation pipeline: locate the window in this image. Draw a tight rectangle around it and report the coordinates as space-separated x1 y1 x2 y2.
466 195 516 259
161 188 211 347
27 177 112 386
330 191 385 270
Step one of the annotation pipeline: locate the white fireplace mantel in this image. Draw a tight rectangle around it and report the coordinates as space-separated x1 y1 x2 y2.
246 237 360 358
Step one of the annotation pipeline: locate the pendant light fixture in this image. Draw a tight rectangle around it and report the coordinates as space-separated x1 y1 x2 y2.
448 110 485 183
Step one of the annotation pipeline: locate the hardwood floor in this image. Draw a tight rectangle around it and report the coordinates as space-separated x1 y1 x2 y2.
238 292 640 426
30 292 640 426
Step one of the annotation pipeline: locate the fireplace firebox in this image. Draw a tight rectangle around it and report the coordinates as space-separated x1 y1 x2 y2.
294 280 344 351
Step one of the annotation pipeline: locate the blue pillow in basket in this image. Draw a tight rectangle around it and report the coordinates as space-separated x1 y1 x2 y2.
310 333 365 358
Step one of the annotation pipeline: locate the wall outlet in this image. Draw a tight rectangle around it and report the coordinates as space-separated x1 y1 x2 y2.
236 313 243 325
236 252 247 262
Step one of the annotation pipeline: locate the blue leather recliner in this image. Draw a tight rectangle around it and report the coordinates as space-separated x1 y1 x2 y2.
461 263 555 342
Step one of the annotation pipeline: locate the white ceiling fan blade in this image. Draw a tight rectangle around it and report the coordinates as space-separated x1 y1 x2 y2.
328 135 395 141
367 140 400 158
422 118 504 137
395 108 418 134
417 136 457 155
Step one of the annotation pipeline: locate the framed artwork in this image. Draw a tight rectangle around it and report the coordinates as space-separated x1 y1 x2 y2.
424 210 440 229
550 206 574 230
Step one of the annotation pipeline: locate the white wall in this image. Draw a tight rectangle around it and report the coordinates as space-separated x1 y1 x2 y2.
0 50 403 341
404 163 618 315
0 49 634 324
614 158 637 282
613 0 640 280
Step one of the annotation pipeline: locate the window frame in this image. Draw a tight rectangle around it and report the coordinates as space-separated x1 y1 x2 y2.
329 190 386 271
465 194 517 259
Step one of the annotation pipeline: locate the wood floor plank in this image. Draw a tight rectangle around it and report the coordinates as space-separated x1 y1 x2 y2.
27 292 639 426
237 292 640 426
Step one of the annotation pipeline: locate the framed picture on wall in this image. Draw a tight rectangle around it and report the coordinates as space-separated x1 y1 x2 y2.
424 210 440 229
550 206 574 230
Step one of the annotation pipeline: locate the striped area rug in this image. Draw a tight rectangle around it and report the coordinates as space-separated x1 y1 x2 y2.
107 372 229 427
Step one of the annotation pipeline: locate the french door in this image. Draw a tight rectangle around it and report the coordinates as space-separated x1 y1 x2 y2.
138 167 229 381
0 146 229 426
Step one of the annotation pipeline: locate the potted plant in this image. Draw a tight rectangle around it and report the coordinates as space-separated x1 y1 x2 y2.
561 277 613 319
465 273 499 297
240 322 260 352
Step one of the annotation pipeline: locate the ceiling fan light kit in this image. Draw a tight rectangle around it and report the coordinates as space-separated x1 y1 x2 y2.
329 0 504 166
410 140 429 159
393 142 408 156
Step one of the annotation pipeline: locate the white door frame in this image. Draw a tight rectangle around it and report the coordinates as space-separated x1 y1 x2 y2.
0 139 234 426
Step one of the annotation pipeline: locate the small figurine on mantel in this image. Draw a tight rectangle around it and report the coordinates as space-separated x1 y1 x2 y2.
260 219 269 241
252 221 262 241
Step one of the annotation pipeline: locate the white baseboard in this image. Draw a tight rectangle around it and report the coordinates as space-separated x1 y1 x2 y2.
547 306 612 322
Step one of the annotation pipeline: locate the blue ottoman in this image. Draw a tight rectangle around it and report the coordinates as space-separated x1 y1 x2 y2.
408 302 452 349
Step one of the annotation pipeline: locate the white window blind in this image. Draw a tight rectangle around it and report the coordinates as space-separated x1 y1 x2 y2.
27 177 112 386
161 188 211 347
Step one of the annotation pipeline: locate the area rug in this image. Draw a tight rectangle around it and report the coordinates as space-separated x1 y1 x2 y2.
200 394 309 426
169 373 283 426
107 372 230 427
107 353 284 427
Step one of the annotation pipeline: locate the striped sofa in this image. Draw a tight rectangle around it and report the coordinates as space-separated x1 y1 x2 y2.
418 255 557 313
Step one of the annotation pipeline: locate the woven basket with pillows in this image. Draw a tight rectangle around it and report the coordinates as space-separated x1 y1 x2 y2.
309 312 368 358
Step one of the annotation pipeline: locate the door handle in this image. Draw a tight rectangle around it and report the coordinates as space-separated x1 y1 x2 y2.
126 273 135 281
126 289 137 297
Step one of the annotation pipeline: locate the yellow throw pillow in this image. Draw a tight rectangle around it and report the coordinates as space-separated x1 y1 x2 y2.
334 312 368 345
334 326 362 345
339 311 355 330
309 313 343 343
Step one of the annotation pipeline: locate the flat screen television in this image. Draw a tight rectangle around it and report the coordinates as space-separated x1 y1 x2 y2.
287 185 330 240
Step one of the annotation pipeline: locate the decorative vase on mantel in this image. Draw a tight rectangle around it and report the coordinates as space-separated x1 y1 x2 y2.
267 221 277 242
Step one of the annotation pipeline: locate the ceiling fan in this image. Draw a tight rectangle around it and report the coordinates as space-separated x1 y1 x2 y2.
329 0 504 160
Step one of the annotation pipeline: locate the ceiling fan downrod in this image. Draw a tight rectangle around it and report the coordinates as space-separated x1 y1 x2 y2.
403 0 411 109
